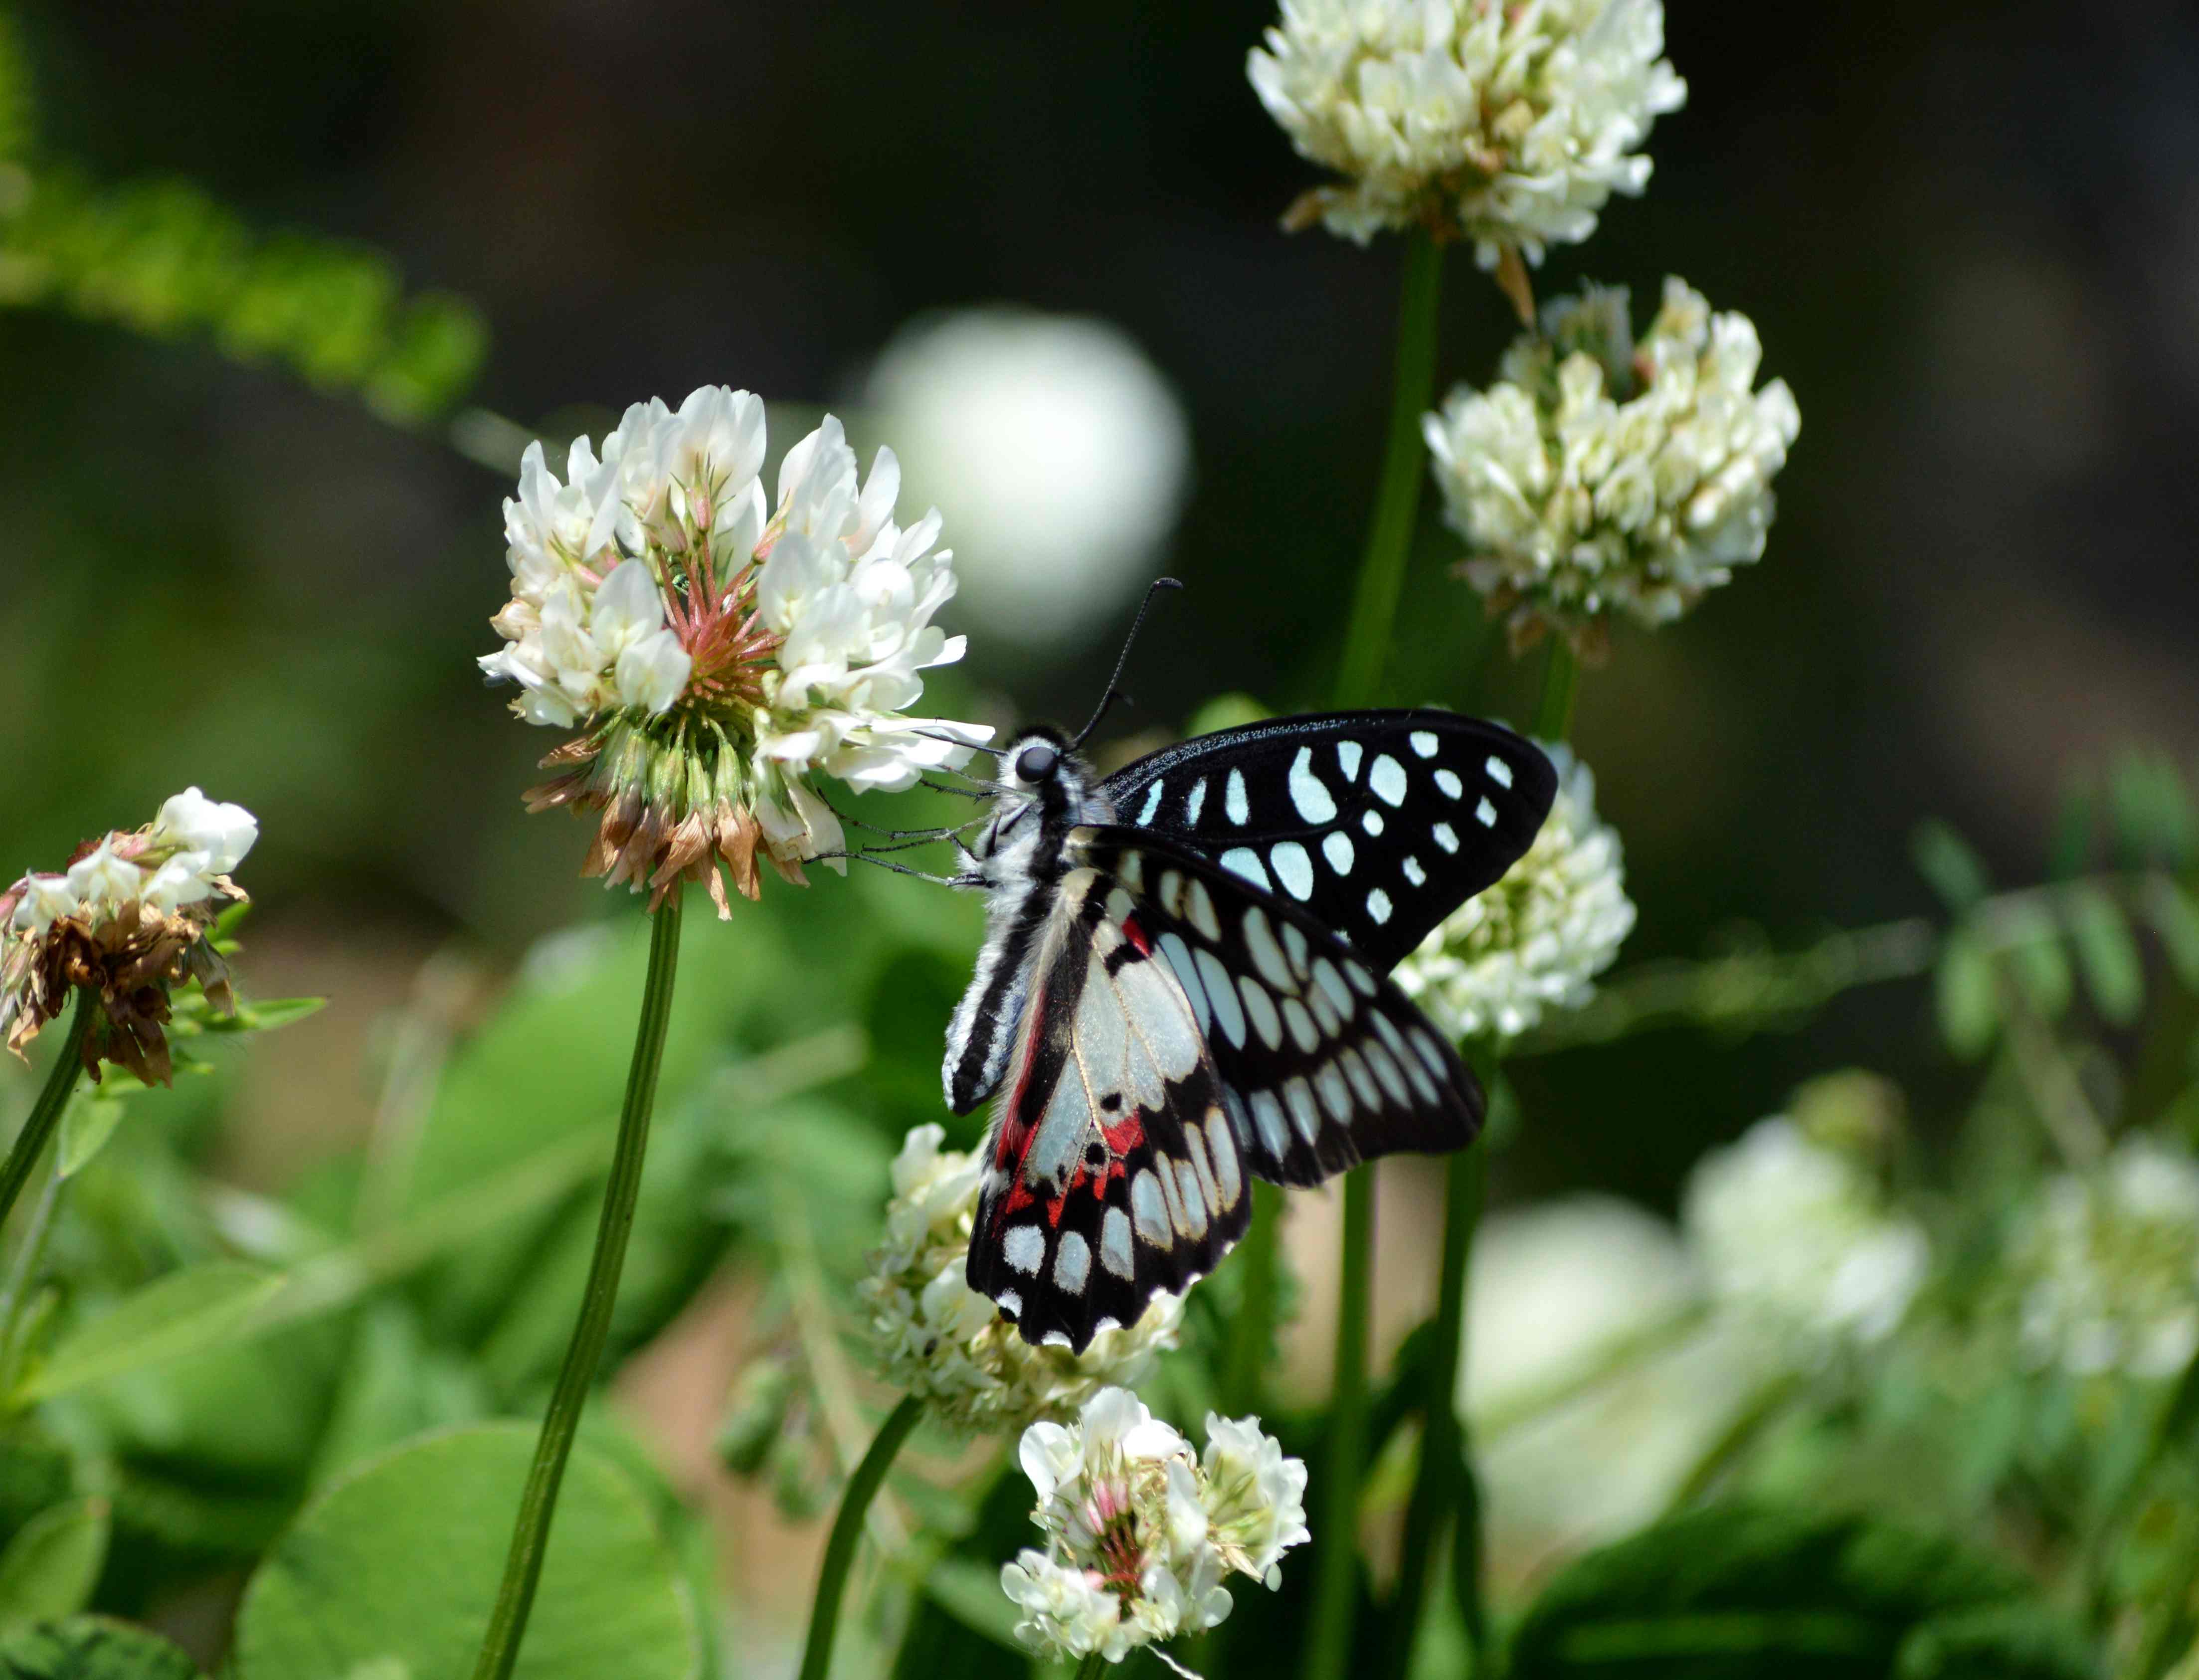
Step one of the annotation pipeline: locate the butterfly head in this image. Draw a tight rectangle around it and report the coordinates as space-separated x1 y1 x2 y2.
972 727 1107 871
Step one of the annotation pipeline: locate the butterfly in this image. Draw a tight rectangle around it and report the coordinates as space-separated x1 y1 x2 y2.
938 698 1558 1351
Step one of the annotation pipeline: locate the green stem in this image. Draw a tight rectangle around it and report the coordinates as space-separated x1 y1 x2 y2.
1385 1046 1494 1680
1222 1181 1284 1415
472 892 684 1680
1532 639 1579 742
797 1393 925 1680
0 991 91 1234
1332 231 1447 712
1304 1170 1376 1680
1073 1655 1110 1680
1302 229 1447 1680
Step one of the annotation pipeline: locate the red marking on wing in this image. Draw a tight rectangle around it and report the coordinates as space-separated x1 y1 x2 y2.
1120 914 1153 956
1101 1113 1145 1155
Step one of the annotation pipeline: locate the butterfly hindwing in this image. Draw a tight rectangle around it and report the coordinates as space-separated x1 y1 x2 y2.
967 863 1251 1350
1100 709 1557 970
1072 827 1482 1187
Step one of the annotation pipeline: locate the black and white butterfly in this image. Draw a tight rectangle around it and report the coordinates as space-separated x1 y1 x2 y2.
933 695 1557 1352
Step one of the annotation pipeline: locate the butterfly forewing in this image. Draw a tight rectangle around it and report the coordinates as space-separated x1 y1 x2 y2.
968 863 1251 1349
1100 710 1557 970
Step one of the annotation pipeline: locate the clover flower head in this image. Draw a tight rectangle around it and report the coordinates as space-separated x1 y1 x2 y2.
0 789 256 1083
1426 278 1800 657
480 387 992 917
1683 1117 1928 1357
859 1126 1181 1434
1248 0 1685 264
2007 1134 2199 1380
1397 742 1634 1038
1001 1387 1307 1667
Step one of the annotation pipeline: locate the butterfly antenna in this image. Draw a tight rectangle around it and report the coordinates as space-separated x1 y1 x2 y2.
912 729 1006 760
819 795 992 842
1070 576 1184 751
821 850 972 887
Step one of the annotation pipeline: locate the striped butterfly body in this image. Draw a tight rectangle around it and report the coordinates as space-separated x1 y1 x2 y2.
944 710 1557 1350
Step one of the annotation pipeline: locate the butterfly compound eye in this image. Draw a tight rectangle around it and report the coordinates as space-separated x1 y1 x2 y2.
1015 743 1059 783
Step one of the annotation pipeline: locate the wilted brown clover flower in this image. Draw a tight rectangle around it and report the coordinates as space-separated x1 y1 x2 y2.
479 385 991 917
0 788 257 1083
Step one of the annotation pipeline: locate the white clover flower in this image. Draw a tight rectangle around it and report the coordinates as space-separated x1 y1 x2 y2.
1001 1388 1306 1667
1397 742 1634 1038
859 1125 1181 1434
1462 1193 1747 1558
64 839 145 909
0 791 256 1083
1426 278 1800 655
8 875 78 935
480 386 992 916
862 307 1192 646
1683 1117 1928 1356
1000 1552 1126 1661
2007 1135 2199 1379
1198 1414 1311 1589
1463 1195 1700 1422
151 788 258 874
1248 0 1685 264
140 852 217 914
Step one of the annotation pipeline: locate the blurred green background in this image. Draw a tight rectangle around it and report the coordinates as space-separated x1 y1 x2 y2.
9 0 2195 1203
2 0 2197 1654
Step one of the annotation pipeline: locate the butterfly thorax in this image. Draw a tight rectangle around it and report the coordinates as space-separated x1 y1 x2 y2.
944 729 1115 1114
967 728 1112 876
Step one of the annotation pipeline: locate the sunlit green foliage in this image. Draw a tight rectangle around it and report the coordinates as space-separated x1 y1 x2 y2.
0 15 482 423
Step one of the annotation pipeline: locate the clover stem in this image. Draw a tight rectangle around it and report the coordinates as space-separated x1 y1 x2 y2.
0 989 92 1233
1303 227 1447 1680
796 1393 926 1680
472 890 683 1680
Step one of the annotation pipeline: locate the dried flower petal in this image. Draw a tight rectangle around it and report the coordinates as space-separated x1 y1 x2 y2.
2 791 256 1081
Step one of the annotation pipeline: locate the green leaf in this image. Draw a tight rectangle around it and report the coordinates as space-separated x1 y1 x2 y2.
0 1498 110 1633
2143 878 2199 991
55 1096 127 1180
2066 887 2145 1026
209 900 251 952
17 1262 285 1403
1509 1506 2097 1680
1892 1604 2100 1680
2000 902 2072 1019
1913 823 1991 913
923 1557 1025 1651
2110 750 2196 869
198 996 326 1035
0 1616 200 1679
234 1422 700 1680
1935 934 1999 1060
